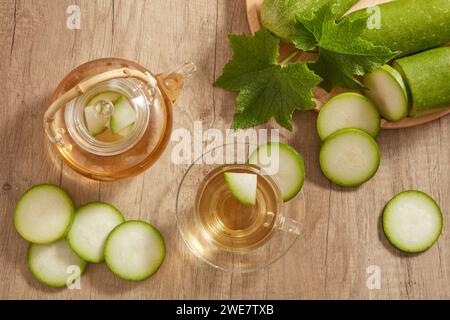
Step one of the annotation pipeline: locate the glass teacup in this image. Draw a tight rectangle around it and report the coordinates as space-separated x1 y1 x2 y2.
176 143 305 272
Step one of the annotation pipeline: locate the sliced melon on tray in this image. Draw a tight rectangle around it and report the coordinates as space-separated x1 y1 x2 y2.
110 96 136 134
393 47 450 117
319 128 380 187
317 93 380 141
67 202 125 263
248 142 305 201
363 64 409 122
14 184 74 244
28 239 87 288
104 221 165 281
224 172 257 206
383 190 443 253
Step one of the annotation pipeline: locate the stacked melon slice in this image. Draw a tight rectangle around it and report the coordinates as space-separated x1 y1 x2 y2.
14 184 165 287
316 92 381 187
315 91 443 254
316 48 450 188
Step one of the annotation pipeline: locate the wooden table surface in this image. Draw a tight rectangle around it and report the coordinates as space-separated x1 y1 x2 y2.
1 0 450 300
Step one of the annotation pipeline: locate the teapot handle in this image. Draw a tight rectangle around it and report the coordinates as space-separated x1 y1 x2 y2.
44 67 157 145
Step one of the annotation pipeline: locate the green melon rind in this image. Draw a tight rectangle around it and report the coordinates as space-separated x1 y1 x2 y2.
317 92 381 141
363 64 409 122
84 106 109 137
110 96 136 134
382 190 443 253
104 221 166 281
248 142 305 201
85 92 121 136
67 202 125 263
224 172 257 206
14 184 74 244
319 128 381 187
393 47 450 117
87 91 121 106
356 0 450 58
261 0 450 57
27 239 88 288
260 0 330 42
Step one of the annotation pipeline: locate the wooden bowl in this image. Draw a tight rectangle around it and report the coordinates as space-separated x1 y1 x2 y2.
245 0 450 129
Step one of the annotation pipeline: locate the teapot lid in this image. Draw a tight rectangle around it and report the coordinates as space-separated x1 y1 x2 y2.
64 75 164 156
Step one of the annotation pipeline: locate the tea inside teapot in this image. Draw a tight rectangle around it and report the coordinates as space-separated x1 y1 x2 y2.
45 58 195 180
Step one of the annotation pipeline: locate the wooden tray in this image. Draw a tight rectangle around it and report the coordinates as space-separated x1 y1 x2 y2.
245 0 450 129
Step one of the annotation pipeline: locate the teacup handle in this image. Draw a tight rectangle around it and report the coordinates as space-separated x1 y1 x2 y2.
276 215 301 235
44 67 157 145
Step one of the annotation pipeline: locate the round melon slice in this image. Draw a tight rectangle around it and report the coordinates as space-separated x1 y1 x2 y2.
317 92 380 141
319 128 380 187
14 184 74 244
104 221 165 281
28 238 87 288
383 190 443 253
67 202 125 263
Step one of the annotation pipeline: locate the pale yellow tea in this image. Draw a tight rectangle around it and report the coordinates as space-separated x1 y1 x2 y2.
196 164 282 252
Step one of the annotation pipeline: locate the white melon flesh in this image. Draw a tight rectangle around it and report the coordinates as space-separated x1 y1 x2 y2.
110 96 136 134
364 65 409 122
383 190 443 253
224 172 258 206
28 239 87 287
317 93 380 141
248 142 305 201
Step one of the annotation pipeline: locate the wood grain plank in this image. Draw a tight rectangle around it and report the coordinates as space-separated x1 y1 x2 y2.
0 0 449 300
216 0 334 300
0 0 70 299
95 0 231 300
60 0 117 300
366 122 449 299
213 0 266 299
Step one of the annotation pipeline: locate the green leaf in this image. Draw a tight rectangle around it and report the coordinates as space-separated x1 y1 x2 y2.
231 63 322 130
329 0 360 17
291 25 317 51
260 0 331 42
293 0 398 90
214 29 322 130
214 29 279 91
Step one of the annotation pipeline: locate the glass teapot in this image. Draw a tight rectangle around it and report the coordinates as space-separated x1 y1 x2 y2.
44 58 196 181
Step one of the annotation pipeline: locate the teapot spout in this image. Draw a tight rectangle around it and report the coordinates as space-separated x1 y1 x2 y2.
157 62 196 102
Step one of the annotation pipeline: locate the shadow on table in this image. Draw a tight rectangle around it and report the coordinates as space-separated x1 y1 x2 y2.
377 210 419 258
